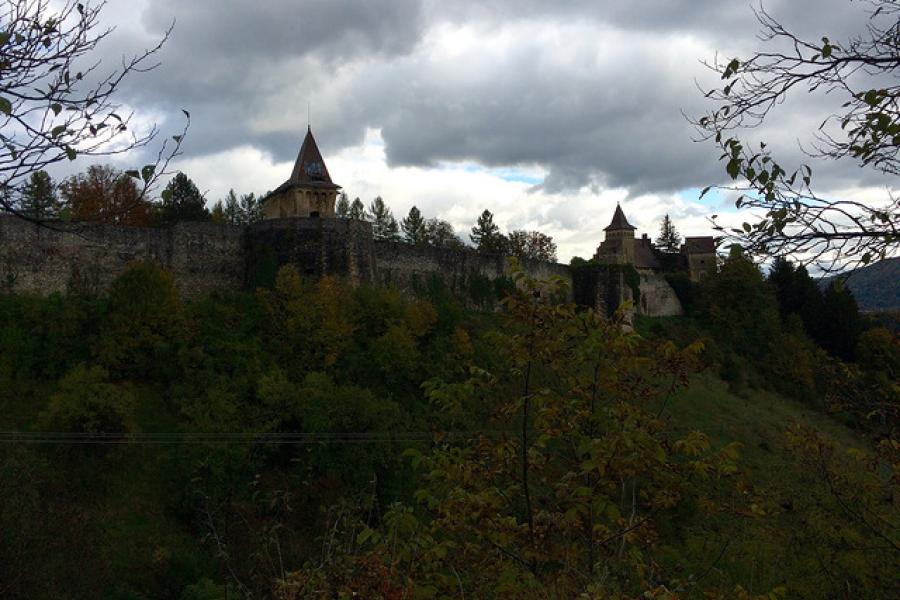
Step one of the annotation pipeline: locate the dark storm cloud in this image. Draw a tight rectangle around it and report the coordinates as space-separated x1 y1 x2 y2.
106 0 887 194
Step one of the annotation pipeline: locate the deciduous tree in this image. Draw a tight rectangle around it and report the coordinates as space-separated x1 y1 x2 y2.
695 1 899 271
0 0 188 223
59 164 151 225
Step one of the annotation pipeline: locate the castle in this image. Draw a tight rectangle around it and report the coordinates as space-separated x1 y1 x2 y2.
594 204 716 282
0 129 712 317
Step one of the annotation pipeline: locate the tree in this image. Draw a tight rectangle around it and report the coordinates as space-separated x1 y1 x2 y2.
368 196 399 240
656 213 682 253
210 200 226 224
0 0 188 223
424 218 464 249
401 205 427 244
819 280 862 361
158 172 209 224
59 164 151 225
335 192 350 218
240 192 261 225
508 229 558 262
695 1 900 271
16 170 59 219
470 209 506 254
348 197 367 221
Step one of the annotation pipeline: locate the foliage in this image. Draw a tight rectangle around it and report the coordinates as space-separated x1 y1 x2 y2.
370 196 400 240
695 1 900 271
60 164 153 225
158 173 210 225
335 191 350 218
401 205 426 244
284 267 745 597
655 214 682 253
424 217 464 249
16 170 60 219
348 197 367 220
697 248 780 361
0 0 188 223
470 209 506 254
94 262 184 381
507 229 558 262
40 364 135 434
211 189 261 226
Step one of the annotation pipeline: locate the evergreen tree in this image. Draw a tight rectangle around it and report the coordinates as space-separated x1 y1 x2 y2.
335 192 351 218
18 170 59 219
159 173 209 225
819 281 862 361
240 192 262 224
369 196 399 241
401 206 427 244
222 189 241 224
470 209 506 254
348 197 367 220
656 213 682 253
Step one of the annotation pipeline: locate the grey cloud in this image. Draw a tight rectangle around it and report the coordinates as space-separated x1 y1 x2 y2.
97 0 889 196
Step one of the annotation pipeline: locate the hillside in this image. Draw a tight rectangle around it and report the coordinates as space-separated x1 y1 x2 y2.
826 257 900 311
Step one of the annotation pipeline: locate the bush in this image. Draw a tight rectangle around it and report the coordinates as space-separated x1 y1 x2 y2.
40 364 135 434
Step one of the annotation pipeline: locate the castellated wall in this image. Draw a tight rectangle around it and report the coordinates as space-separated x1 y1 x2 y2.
0 215 680 317
0 215 243 298
374 241 573 299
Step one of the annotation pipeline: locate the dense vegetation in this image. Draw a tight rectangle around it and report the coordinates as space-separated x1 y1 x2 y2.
0 254 897 599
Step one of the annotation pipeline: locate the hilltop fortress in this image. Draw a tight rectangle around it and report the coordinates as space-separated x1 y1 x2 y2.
0 129 713 317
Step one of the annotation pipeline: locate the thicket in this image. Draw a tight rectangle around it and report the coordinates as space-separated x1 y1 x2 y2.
0 260 897 598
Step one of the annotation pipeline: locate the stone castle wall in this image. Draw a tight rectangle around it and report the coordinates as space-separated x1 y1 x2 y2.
0 215 680 316
0 216 243 298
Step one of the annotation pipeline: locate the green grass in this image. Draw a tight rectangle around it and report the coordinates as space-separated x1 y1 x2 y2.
657 372 877 598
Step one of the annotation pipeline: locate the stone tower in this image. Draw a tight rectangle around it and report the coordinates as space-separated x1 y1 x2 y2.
595 203 636 264
261 126 341 219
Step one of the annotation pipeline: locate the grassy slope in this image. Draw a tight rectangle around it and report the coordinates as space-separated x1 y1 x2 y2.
661 373 873 597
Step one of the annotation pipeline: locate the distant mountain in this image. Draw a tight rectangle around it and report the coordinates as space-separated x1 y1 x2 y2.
824 257 900 312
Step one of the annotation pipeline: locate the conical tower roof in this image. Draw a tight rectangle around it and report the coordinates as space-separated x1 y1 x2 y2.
603 203 635 231
272 126 341 193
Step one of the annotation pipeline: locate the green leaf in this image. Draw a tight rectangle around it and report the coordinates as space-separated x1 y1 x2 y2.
742 222 751 233
699 186 711 199
50 103 61 115
64 146 76 160
51 125 66 138
140 164 156 182
125 170 140 179
0 97 11 115
863 89 879 106
725 158 740 179
0 32 10 47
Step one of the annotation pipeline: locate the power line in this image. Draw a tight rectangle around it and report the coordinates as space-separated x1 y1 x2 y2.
0 430 512 445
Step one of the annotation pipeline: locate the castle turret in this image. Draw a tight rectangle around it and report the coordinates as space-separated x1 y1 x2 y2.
595 203 636 264
261 126 341 219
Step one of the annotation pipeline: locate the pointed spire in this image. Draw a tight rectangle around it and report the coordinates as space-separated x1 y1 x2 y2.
604 203 636 231
285 127 338 188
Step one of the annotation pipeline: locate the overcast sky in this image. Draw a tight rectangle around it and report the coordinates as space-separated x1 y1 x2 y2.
77 0 892 260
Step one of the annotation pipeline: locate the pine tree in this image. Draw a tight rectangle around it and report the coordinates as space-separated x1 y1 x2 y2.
222 189 241 224
335 192 351 218
401 206 427 244
470 209 506 254
348 197 367 220
656 214 682 253
18 170 59 219
240 192 262 224
369 196 399 240
159 173 209 225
